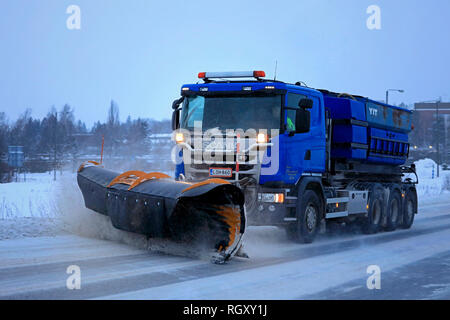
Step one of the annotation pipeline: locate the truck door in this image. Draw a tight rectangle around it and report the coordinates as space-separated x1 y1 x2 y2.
283 93 326 183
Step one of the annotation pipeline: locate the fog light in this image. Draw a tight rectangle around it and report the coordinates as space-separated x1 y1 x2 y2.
258 205 264 212
268 205 276 212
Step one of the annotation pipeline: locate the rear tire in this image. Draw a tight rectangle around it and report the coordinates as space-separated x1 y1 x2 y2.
362 185 384 234
385 188 402 231
401 188 416 229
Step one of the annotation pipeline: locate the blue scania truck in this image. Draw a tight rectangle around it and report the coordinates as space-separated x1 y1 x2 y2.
171 71 418 243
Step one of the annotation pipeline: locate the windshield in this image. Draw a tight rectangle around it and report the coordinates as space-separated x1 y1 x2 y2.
180 95 282 132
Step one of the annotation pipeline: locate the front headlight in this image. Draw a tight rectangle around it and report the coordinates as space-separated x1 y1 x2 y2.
256 133 268 144
175 133 185 143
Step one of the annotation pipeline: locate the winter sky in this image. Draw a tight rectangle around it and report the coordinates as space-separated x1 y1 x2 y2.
0 0 449 127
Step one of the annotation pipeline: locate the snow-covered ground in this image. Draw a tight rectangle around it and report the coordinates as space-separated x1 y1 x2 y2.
0 172 59 219
0 172 72 240
413 158 450 203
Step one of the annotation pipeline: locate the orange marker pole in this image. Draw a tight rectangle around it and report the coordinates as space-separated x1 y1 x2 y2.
100 135 104 164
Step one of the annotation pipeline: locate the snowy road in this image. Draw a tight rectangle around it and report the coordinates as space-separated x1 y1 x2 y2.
1 199 450 300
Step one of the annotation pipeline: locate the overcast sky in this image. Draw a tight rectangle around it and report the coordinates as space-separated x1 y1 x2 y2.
1 0 449 127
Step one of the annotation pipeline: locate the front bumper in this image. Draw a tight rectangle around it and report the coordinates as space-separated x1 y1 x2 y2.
245 188 297 226
247 203 289 225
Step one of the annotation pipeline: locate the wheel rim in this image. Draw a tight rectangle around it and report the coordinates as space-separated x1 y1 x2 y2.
372 200 381 225
305 205 317 231
390 198 399 223
405 199 414 223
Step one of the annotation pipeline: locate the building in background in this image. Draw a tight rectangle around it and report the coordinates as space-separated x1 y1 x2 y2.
412 102 450 164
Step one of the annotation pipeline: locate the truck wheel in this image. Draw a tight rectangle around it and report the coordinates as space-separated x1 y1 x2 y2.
362 185 383 234
401 189 416 229
293 190 321 243
385 189 402 231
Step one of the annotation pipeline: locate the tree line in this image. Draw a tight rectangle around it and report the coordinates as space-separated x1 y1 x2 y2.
0 100 171 179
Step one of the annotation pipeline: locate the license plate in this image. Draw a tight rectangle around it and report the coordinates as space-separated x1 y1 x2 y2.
209 168 233 178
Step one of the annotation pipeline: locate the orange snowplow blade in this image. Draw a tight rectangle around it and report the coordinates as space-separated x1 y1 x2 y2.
77 162 246 263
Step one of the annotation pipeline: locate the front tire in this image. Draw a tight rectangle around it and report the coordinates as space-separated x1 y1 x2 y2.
291 190 322 243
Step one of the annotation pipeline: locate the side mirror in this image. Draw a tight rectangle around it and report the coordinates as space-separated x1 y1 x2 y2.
295 108 310 133
171 97 184 130
298 98 313 109
172 109 180 131
172 97 184 110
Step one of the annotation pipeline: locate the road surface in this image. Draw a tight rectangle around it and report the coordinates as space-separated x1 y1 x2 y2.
1 199 450 299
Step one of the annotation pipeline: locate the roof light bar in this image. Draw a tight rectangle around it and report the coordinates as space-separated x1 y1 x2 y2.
198 71 266 79
253 70 266 78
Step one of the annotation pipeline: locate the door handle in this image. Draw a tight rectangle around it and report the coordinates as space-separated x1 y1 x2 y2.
304 150 311 160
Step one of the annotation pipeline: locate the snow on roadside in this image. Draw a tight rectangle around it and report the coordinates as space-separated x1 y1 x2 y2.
0 172 58 219
0 172 70 239
413 158 450 201
0 217 65 240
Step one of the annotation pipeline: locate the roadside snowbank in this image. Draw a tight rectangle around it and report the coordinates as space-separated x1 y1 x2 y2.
0 217 65 240
414 158 450 200
0 172 58 219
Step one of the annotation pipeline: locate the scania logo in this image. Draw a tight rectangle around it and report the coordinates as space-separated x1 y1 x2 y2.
202 139 237 151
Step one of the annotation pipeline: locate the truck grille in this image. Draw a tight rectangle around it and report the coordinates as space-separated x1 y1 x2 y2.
183 136 263 182
186 162 259 181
